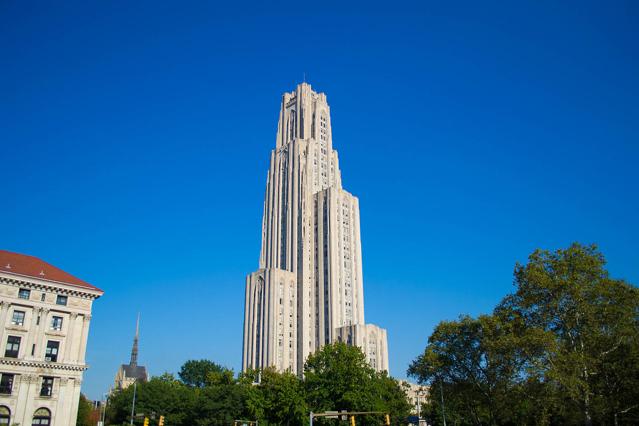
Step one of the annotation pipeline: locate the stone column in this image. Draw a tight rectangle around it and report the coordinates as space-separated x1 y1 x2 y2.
54 377 69 426
17 374 38 424
68 378 82 426
63 313 79 363
34 307 50 359
25 306 42 360
0 300 9 344
77 315 91 363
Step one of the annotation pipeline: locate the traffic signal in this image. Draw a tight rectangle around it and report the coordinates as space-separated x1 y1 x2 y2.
143 417 149 426
159 416 165 426
350 415 356 426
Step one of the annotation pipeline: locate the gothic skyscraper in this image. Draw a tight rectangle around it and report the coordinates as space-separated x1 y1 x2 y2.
242 83 389 375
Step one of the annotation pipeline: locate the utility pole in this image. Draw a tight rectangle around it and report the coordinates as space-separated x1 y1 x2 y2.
99 392 109 426
439 381 447 426
129 381 137 425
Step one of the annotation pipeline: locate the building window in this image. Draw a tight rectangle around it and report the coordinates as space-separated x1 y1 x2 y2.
0 375 14 395
32 408 51 426
11 311 25 326
51 316 63 331
40 377 54 397
4 336 21 358
56 295 67 306
41 293 46 302
18 288 31 300
0 405 10 425
45 341 59 362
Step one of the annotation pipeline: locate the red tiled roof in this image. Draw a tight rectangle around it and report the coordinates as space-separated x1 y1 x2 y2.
0 249 102 292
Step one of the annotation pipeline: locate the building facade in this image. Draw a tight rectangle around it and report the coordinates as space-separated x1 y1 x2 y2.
113 315 148 390
0 250 103 426
242 83 389 375
398 380 429 423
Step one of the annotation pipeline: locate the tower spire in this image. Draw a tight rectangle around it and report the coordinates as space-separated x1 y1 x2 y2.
130 313 139 367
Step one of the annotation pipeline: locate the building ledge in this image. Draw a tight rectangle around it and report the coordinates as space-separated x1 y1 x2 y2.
0 357 87 371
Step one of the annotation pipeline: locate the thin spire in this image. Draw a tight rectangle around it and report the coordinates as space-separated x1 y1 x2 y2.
130 313 139 367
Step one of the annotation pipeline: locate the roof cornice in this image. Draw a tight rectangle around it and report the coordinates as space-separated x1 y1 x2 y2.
0 273 103 299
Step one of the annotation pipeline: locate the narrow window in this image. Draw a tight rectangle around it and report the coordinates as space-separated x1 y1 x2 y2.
39 377 54 397
56 295 67 306
11 311 25 326
4 336 21 358
0 375 14 395
31 344 35 356
51 316 63 331
44 341 59 362
41 293 46 302
18 288 31 300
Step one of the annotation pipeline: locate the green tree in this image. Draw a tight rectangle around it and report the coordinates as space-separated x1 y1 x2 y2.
241 368 307 425
305 342 410 425
409 243 639 426
76 393 94 426
179 359 226 388
408 314 555 426
193 369 249 426
497 243 639 425
106 374 196 426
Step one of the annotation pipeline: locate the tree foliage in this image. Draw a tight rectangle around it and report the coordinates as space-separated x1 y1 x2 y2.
106 347 410 426
179 359 226 388
76 393 95 426
409 243 639 426
305 342 412 425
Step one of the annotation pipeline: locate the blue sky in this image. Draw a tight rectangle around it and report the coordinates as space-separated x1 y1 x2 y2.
1 1 638 400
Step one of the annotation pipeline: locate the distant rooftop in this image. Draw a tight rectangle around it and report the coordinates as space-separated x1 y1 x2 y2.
120 364 148 381
0 249 102 292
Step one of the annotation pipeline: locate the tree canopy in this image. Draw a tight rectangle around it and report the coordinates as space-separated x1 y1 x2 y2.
106 345 411 426
178 359 227 388
409 243 639 426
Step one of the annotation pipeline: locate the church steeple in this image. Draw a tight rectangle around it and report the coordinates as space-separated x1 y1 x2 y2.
130 313 139 367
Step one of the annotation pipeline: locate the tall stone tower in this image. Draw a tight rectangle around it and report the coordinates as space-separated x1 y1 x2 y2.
242 83 388 375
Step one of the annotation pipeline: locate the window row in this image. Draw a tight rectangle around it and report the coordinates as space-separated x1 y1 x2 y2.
0 374 55 397
9 311 64 330
0 405 52 426
4 336 60 362
17 288 68 306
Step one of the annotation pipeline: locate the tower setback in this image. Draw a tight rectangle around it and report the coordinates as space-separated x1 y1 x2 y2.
242 83 389 375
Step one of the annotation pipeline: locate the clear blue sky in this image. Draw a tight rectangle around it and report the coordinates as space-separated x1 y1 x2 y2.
1 1 638 400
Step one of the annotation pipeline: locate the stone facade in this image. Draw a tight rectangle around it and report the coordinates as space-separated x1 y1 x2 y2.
0 250 103 426
399 380 429 418
334 324 389 372
242 83 389 375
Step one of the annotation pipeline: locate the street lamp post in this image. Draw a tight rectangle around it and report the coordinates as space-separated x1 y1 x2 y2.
439 381 447 426
129 381 138 426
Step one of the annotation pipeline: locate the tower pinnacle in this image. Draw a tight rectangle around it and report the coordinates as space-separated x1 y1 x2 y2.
130 313 139 367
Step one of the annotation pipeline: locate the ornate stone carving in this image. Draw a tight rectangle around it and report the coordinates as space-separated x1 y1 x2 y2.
23 374 39 384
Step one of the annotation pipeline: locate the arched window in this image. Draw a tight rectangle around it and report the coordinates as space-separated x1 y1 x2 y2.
0 406 10 425
32 407 51 426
